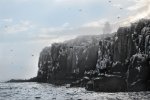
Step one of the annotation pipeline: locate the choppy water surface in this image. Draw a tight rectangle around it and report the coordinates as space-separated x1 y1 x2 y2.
0 82 150 100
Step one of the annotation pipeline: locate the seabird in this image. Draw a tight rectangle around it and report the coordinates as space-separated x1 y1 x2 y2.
79 9 82 12
117 16 120 19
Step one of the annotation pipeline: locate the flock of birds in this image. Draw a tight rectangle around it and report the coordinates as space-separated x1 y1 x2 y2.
108 0 123 19
10 49 34 65
77 0 123 19
4 1 123 29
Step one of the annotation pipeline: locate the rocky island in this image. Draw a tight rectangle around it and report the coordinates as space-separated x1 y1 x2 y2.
8 19 150 92
36 19 150 92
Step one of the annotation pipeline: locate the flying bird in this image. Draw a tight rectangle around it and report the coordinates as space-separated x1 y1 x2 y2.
70 46 73 49
117 16 120 19
4 25 8 28
79 9 82 12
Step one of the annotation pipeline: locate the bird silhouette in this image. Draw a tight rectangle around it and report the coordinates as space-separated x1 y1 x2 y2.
117 16 120 19
5 25 8 28
108 1 111 3
79 9 82 12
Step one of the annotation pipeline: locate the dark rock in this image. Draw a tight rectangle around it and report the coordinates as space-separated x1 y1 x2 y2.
110 61 127 78
86 80 94 91
7 77 38 83
93 76 127 92
70 80 81 87
35 97 41 99
127 54 150 91
113 27 136 63
80 77 90 87
37 36 100 84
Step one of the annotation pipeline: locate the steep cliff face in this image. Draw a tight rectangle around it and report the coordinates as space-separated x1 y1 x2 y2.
95 19 150 91
37 36 102 83
37 47 51 82
37 19 150 91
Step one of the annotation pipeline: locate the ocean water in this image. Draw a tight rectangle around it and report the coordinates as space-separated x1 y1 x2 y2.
0 82 150 100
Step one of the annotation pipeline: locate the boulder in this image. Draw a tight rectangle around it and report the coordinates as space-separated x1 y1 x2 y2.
93 76 127 92
85 80 94 91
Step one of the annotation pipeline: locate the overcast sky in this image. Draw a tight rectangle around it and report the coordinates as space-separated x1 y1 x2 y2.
0 0 150 81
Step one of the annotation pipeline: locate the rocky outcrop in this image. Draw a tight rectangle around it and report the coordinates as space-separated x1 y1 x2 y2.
92 76 127 92
36 19 150 92
37 36 103 84
94 19 150 91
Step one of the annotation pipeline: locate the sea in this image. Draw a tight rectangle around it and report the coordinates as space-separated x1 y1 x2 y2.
0 82 150 100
